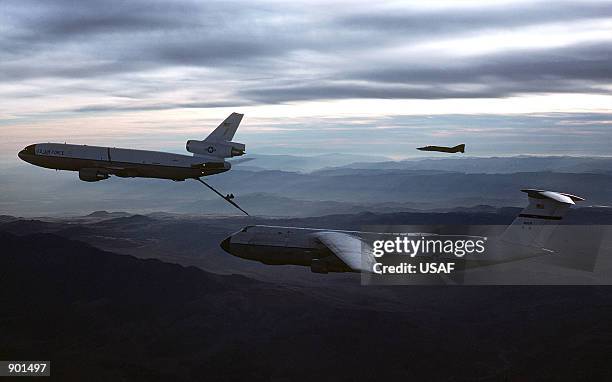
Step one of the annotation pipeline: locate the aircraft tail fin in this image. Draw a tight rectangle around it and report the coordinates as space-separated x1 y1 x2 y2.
454 144 465 153
499 189 584 249
186 112 246 160
204 112 244 142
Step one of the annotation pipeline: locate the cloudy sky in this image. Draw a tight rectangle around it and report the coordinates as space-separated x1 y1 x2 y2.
1 0 612 164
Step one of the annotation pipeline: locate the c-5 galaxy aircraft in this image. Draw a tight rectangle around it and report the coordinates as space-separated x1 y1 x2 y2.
18 113 250 214
221 189 583 273
417 143 465 153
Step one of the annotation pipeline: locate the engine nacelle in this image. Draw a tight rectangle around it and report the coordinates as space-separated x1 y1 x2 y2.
310 259 329 274
79 168 109 182
186 140 245 158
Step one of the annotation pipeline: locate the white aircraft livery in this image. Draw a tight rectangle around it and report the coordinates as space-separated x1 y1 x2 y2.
18 112 250 214
220 189 584 273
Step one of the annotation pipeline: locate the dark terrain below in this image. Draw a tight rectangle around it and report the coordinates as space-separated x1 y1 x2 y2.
1 209 612 380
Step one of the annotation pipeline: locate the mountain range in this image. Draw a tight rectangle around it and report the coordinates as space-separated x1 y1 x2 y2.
2 155 612 217
2 229 612 380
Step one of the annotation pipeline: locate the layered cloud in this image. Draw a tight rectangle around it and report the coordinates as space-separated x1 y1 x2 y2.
1 0 611 158
3 1 612 103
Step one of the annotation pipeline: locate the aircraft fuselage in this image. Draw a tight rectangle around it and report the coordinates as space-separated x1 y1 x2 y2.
18 143 229 181
220 225 549 274
221 225 356 272
417 144 465 153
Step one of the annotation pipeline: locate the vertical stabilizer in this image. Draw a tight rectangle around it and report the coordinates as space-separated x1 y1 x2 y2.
499 189 584 249
185 112 246 160
204 113 244 142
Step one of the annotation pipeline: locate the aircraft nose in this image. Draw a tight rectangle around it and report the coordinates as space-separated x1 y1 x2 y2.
18 145 35 162
220 237 232 253
17 149 29 162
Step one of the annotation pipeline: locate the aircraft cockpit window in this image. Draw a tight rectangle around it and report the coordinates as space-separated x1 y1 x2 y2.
23 145 36 155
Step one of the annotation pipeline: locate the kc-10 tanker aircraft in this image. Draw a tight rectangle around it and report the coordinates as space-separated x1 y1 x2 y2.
221 189 583 273
18 113 250 214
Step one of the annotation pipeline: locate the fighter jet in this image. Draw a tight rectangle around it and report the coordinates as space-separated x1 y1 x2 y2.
18 112 250 214
417 143 465 153
220 189 583 273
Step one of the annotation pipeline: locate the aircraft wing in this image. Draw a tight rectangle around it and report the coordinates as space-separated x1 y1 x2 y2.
313 232 376 272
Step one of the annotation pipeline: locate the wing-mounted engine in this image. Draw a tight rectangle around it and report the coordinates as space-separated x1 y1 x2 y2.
186 140 245 158
79 168 109 182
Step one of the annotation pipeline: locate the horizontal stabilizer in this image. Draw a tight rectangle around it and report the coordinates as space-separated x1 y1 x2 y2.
520 189 584 204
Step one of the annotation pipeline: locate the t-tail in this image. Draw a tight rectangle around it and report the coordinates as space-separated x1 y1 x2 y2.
499 189 584 251
185 113 245 161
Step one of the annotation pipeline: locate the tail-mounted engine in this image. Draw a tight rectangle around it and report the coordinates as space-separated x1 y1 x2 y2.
186 140 245 158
